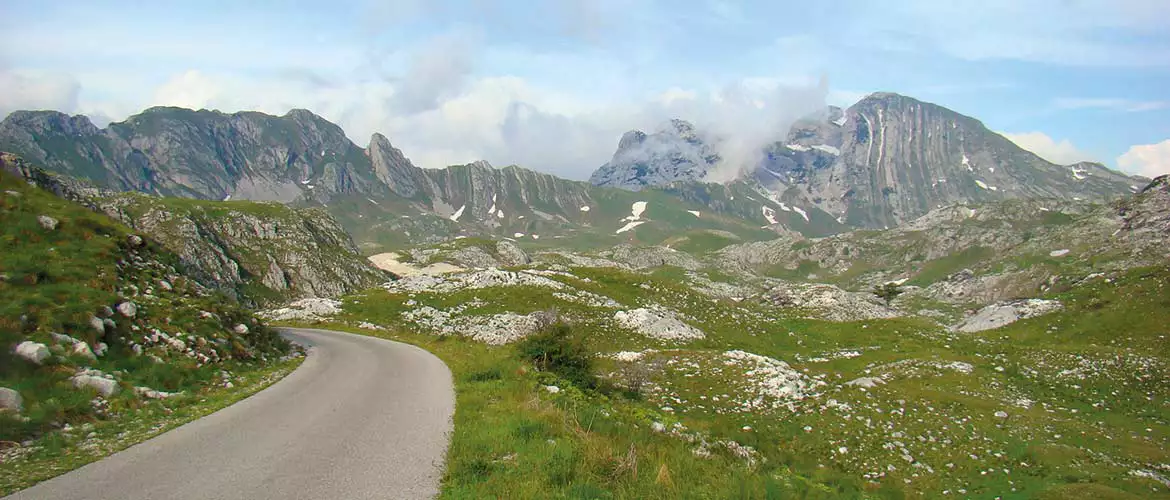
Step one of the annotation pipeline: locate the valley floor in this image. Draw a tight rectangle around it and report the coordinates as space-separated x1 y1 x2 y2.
274 261 1170 499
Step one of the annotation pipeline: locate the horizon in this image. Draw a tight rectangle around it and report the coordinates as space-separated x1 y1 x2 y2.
2 0 1168 179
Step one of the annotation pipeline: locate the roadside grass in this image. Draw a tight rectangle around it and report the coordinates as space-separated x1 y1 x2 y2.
0 169 299 495
0 356 302 496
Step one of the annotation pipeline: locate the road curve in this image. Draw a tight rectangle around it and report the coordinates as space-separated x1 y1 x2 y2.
5 327 455 500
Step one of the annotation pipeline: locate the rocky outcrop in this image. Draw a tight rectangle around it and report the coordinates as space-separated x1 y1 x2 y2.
2 153 384 303
952 299 1062 332
590 119 721 190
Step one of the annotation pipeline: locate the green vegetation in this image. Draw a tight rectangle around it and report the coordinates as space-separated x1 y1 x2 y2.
873 282 904 305
0 169 297 493
282 254 1170 499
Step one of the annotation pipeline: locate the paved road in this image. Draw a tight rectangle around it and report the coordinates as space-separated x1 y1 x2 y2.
5 327 455 500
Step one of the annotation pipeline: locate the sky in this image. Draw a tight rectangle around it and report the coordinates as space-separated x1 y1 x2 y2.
1 0 1169 180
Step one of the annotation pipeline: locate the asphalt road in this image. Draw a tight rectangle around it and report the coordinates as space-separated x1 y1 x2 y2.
5 327 455 500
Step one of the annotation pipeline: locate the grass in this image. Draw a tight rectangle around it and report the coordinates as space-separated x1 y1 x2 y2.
285 257 1170 499
0 167 297 494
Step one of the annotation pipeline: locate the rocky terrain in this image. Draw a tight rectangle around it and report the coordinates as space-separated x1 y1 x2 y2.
263 173 1170 498
0 164 297 484
1 153 385 304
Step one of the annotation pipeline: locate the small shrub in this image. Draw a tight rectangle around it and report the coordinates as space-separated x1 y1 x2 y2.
516 322 596 389
873 282 904 305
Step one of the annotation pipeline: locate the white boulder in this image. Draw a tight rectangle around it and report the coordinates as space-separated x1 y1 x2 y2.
14 341 50 365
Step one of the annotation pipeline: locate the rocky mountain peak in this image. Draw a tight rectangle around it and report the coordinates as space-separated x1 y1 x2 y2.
1 110 100 136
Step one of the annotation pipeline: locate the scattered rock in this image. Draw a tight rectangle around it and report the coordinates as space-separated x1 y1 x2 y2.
71 370 119 397
133 386 178 400
116 301 137 318
13 341 50 365
94 342 109 357
763 282 899 321
845 376 886 389
0 388 22 413
994 411 1009 419
544 385 561 394
1049 249 1070 257
261 298 342 321
158 280 173 291
651 421 667 433
232 324 249 334
127 234 144 247
36 215 58 230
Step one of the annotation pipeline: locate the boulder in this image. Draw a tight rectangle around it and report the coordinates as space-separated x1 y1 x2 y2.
51 332 80 345
0 387 22 413
116 301 137 318
71 341 97 360
127 234 144 247
89 315 106 334
71 371 119 397
37 215 58 230
13 341 50 365
496 240 531 266
232 324 249 334
94 342 109 357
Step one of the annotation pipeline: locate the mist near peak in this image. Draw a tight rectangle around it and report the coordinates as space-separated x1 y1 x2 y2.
609 76 832 185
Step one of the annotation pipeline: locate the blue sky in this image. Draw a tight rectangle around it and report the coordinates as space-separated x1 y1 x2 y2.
1 0 1168 179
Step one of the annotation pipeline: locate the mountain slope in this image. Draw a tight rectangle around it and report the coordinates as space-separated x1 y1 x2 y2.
590 93 1145 228
1 152 386 304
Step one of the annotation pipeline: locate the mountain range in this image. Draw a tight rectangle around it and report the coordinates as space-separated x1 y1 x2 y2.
0 92 1147 246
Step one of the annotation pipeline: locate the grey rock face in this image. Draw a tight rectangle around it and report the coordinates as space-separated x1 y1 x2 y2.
589 93 1142 229
14 341 50 365
449 246 499 269
0 387 22 413
952 299 1062 332
0 108 387 204
591 119 721 190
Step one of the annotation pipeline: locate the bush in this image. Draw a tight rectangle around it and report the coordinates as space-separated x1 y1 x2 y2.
516 322 596 389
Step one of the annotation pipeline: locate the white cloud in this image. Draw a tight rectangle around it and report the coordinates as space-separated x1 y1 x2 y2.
1000 131 1094 165
0 70 80 116
1118 139 1170 178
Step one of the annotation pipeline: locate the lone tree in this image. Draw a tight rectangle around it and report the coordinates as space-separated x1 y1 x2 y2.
874 282 904 306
